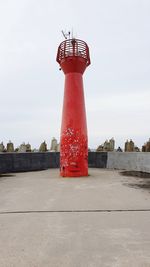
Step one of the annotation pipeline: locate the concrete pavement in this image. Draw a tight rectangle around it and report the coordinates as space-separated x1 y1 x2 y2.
0 168 150 266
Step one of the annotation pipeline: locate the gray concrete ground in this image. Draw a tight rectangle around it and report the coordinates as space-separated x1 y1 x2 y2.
0 168 150 267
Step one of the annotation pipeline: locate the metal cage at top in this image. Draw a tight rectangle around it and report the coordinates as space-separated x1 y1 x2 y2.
56 39 90 66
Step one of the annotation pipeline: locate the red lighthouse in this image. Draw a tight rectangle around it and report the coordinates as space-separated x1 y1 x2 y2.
56 37 90 177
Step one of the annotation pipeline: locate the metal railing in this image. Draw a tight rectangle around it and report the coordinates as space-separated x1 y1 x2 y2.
57 39 90 66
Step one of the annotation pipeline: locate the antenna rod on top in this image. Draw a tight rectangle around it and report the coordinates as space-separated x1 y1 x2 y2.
61 30 71 40
61 30 67 39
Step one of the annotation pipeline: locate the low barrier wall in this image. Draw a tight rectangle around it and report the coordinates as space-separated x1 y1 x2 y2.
88 152 107 168
107 152 150 173
0 152 60 173
0 152 150 174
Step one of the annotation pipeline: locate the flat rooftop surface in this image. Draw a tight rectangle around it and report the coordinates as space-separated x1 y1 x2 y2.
0 168 150 267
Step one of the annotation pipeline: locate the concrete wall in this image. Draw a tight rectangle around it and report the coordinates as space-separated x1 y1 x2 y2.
88 152 107 168
0 152 60 173
107 152 150 173
0 152 107 174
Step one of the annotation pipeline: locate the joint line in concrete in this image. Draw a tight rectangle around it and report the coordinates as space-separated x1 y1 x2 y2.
0 209 150 215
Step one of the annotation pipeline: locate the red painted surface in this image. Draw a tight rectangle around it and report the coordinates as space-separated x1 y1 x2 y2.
56 39 90 177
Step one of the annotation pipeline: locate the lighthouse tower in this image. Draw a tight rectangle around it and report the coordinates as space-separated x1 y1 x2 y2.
56 37 90 177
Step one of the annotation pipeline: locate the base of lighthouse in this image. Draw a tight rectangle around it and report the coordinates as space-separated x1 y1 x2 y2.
60 130 88 177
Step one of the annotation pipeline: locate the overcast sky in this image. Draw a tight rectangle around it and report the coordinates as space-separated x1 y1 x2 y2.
0 0 150 149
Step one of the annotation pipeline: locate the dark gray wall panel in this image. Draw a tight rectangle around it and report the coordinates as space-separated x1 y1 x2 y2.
88 152 107 168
